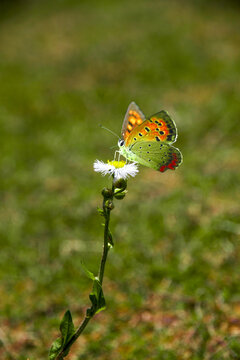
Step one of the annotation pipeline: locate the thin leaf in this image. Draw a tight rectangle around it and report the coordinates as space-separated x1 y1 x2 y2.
94 280 106 314
80 261 95 281
108 229 114 247
60 310 75 347
49 337 62 360
97 207 104 216
49 311 75 360
87 279 106 317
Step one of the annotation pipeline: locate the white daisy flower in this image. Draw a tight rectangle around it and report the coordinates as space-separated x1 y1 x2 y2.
93 160 138 180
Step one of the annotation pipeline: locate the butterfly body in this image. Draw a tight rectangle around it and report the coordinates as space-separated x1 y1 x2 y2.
118 102 182 172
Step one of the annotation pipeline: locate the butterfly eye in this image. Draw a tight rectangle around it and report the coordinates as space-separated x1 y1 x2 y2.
118 139 125 147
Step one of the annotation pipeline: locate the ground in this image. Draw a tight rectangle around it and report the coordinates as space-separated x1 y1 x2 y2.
0 0 240 359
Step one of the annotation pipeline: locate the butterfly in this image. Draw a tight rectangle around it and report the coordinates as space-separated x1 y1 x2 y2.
118 102 183 172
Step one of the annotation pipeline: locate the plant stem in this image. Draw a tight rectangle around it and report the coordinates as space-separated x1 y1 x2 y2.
55 317 91 360
55 192 113 360
98 204 111 284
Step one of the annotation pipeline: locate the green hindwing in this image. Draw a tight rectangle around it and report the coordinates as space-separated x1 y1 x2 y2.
129 141 182 172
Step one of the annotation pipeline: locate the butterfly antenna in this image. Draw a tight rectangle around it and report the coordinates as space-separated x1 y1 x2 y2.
99 124 120 140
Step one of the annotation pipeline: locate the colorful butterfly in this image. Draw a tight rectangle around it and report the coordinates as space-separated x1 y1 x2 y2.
118 102 183 172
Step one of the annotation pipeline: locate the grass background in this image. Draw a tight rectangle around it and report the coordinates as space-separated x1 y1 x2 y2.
0 0 240 359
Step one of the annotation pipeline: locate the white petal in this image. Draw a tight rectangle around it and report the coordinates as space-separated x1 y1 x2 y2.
94 160 139 179
93 160 115 176
113 163 139 180
124 163 139 176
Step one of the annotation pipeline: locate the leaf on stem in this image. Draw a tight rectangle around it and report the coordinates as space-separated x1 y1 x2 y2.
97 207 104 216
80 261 96 281
87 278 106 317
80 262 106 317
49 310 75 360
108 229 114 247
60 310 75 348
49 338 62 360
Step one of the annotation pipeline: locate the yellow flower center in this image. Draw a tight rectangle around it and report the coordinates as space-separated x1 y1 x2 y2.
108 160 126 168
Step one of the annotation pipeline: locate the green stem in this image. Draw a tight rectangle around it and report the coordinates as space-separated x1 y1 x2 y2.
55 191 113 360
55 316 90 360
98 203 111 284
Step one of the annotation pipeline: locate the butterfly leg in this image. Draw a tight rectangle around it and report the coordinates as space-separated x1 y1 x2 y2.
114 150 123 161
116 150 129 163
114 149 128 163
117 151 126 162
114 150 119 160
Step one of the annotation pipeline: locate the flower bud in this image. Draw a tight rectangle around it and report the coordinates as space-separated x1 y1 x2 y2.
105 200 114 210
114 191 127 200
113 178 127 191
101 187 113 199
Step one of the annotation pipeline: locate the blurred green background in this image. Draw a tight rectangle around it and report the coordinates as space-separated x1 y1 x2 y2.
0 0 240 359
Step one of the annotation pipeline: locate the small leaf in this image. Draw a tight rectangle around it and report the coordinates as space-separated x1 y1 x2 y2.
93 279 106 314
48 311 75 359
97 207 104 216
49 337 62 360
60 310 75 347
80 261 95 281
108 229 114 247
87 279 106 317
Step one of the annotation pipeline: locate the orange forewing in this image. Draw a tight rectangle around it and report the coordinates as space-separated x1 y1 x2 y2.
125 112 177 146
121 102 145 141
